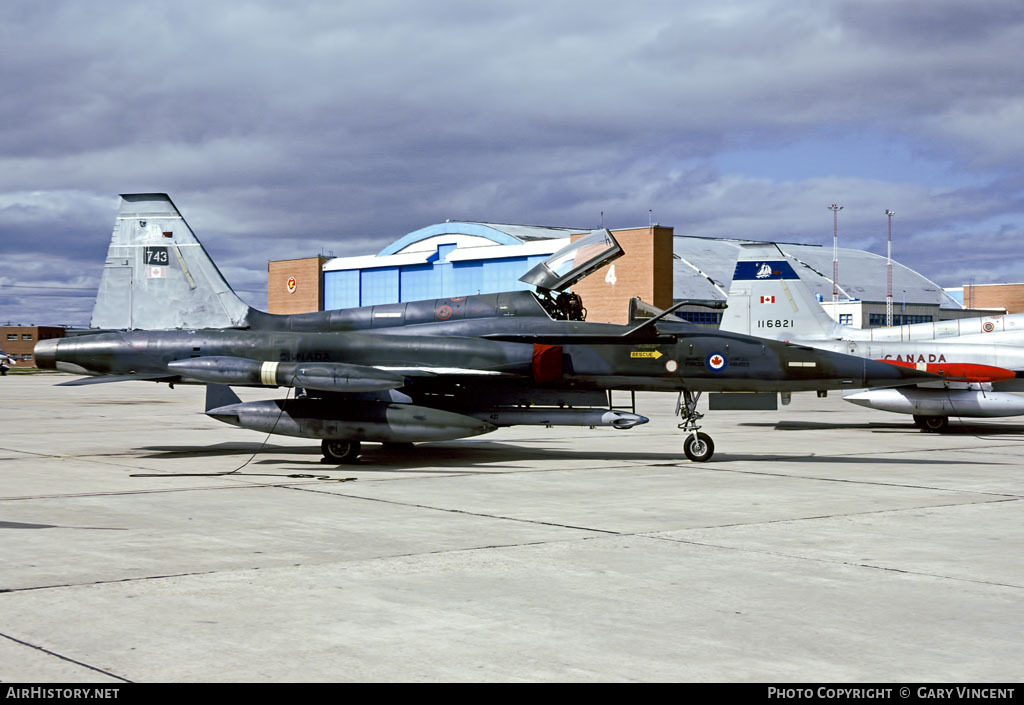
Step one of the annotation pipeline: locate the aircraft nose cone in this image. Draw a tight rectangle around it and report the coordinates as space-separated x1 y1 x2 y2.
33 338 58 369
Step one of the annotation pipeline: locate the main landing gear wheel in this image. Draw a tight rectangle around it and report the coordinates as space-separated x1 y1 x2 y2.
322 439 361 464
683 432 714 462
676 390 715 462
913 415 950 432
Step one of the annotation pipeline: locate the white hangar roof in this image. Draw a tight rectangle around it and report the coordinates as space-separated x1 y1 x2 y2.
671 236 962 309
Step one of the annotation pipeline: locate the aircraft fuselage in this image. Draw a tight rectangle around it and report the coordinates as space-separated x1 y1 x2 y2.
36 327 921 394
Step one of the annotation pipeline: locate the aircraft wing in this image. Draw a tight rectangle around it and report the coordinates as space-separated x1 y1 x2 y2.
372 366 514 377
482 333 677 345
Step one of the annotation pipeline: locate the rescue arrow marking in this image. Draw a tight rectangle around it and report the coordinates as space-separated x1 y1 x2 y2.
630 350 663 359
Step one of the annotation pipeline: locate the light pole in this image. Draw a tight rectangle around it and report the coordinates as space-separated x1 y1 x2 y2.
885 210 895 326
828 204 843 313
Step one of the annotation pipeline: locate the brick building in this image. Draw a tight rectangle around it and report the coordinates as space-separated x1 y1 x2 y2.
267 256 329 314
961 283 1024 314
1 326 65 368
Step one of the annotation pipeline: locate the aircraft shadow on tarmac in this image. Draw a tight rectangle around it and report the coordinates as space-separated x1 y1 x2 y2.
135 437 997 472
0 521 126 531
742 420 1024 435
139 441 685 473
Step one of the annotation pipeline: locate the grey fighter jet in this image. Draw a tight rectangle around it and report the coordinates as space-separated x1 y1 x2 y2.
35 194 934 463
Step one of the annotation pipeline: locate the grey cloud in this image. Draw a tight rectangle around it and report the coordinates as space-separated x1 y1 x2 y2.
2 0 1024 325
836 0 1024 48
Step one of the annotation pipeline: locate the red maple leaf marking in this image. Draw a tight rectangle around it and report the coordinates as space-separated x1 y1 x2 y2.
711 356 722 366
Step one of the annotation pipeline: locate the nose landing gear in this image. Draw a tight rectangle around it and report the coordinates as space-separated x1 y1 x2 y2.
677 390 715 462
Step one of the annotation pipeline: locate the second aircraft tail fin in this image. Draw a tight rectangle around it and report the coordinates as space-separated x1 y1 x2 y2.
719 243 845 340
90 193 254 330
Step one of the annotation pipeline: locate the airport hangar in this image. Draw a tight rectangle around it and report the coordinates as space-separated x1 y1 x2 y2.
265 220 1006 325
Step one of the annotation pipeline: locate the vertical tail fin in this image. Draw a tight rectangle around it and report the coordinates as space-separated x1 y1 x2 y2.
719 243 844 340
90 194 254 330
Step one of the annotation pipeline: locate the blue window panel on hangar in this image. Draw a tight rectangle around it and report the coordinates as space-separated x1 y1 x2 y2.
323 270 360 309
444 256 548 298
450 261 483 297
323 253 552 310
361 267 399 306
482 256 546 293
399 264 437 302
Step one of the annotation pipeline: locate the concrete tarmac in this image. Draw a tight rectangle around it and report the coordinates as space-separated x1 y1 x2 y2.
1 374 1021 682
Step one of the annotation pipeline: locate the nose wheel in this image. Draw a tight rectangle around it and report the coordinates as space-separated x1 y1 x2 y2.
677 390 715 462
683 431 714 462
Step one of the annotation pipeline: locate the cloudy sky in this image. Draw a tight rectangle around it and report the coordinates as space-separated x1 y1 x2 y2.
3 0 1023 326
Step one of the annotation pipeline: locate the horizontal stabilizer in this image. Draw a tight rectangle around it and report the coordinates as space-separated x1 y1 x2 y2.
57 373 176 386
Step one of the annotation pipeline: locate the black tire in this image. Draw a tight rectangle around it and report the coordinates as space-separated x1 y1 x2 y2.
917 415 949 432
683 432 714 462
322 439 361 464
